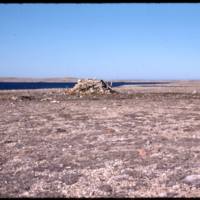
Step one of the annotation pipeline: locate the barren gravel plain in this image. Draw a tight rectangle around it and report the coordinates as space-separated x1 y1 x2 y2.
0 81 200 197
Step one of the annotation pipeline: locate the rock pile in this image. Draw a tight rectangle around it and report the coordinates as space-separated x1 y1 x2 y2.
65 79 116 96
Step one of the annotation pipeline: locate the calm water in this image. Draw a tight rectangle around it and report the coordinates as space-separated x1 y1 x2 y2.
0 81 169 90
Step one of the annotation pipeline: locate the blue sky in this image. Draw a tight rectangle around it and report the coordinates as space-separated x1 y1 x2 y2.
0 3 200 80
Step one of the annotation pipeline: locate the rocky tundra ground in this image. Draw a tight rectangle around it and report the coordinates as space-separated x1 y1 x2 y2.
0 80 200 197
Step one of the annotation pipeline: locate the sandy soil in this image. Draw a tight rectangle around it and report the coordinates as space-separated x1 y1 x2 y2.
0 81 200 197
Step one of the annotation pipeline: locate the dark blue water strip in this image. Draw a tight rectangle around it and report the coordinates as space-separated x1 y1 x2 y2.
0 81 169 90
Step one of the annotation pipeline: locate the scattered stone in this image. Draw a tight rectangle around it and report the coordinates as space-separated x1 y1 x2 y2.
65 79 116 96
137 148 147 158
56 128 66 133
192 90 197 94
61 173 81 185
15 142 24 149
11 96 18 101
158 192 167 197
146 140 151 146
167 192 178 197
98 184 113 193
40 98 52 101
51 100 60 103
183 175 200 187
4 140 14 144
20 95 34 101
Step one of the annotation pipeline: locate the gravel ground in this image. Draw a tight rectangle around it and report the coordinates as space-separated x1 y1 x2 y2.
0 81 200 197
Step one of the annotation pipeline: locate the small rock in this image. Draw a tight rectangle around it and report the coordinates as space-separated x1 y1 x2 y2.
99 184 113 193
56 128 66 132
62 148 66 151
51 100 60 103
167 192 178 197
183 174 200 186
146 140 151 145
59 164 64 168
172 185 180 189
192 90 197 94
4 140 13 144
15 143 23 149
159 192 167 197
20 95 34 101
61 173 80 185
40 98 52 101
11 96 17 101
137 148 147 158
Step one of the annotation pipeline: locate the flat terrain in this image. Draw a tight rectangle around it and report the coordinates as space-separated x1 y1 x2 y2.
0 81 200 197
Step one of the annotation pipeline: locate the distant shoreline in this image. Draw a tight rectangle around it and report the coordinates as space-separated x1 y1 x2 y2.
0 77 79 83
0 77 199 83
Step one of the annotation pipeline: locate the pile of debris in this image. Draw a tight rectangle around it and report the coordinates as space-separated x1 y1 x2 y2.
65 79 116 96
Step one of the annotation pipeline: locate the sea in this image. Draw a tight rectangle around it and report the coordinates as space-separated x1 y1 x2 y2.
0 81 168 90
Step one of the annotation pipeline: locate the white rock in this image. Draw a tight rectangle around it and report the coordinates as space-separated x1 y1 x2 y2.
11 96 17 100
51 100 60 103
192 90 197 94
183 174 200 185
159 192 167 197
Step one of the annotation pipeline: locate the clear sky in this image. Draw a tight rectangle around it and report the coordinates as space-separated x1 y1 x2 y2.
0 3 200 80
